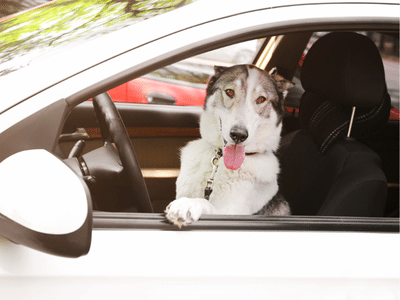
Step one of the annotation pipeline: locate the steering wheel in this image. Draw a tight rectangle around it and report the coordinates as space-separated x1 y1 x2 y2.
92 92 153 213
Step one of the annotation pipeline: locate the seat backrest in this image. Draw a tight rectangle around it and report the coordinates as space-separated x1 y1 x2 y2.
279 32 391 217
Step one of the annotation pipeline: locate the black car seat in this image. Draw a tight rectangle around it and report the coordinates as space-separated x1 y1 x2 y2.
279 32 391 216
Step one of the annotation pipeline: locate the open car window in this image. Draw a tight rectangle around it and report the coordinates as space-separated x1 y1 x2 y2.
61 30 399 229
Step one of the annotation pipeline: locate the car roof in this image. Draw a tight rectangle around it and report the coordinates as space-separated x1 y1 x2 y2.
0 0 398 113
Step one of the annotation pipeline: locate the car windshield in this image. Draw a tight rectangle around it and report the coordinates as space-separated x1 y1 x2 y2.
0 0 195 76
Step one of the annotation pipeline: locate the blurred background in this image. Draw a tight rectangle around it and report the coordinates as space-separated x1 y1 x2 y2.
0 0 53 18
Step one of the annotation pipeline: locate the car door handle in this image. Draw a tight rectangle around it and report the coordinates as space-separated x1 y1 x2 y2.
146 92 176 105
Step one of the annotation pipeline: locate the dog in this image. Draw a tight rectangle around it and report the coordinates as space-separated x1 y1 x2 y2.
165 64 293 228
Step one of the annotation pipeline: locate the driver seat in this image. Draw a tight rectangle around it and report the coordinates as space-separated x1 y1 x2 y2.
279 32 391 216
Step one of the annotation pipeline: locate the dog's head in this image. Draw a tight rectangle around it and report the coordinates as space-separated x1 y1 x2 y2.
200 64 293 165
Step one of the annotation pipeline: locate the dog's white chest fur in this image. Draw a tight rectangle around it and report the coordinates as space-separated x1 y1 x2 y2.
176 139 279 215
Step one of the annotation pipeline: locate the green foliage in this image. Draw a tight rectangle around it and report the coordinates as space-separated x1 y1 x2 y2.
0 0 194 76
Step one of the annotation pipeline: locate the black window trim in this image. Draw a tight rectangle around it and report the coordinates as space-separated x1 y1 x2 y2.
93 212 399 233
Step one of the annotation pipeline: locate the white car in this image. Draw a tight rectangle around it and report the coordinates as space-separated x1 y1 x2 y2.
0 0 399 299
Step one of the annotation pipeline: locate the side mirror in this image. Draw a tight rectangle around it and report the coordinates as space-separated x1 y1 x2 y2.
0 149 92 257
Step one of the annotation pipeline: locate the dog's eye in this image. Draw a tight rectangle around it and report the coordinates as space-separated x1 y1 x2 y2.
256 96 266 104
225 89 234 97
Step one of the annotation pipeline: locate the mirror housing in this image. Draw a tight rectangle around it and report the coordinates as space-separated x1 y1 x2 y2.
0 149 92 257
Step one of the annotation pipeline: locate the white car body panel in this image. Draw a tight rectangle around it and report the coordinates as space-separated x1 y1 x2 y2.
0 230 399 299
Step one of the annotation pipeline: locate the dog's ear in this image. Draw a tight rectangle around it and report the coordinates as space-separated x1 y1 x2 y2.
269 67 294 98
206 65 228 97
214 65 228 77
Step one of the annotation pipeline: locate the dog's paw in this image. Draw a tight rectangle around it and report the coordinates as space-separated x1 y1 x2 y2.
165 198 206 228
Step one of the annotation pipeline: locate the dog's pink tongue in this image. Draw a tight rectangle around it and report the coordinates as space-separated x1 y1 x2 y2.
223 144 245 170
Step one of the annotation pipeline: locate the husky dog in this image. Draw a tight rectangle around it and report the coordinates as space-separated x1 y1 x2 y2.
165 64 293 228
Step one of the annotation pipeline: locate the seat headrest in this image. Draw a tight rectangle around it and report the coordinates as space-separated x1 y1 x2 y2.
301 32 387 107
299 32 391 154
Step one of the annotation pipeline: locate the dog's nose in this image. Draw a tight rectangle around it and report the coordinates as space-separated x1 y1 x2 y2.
230 127 248 143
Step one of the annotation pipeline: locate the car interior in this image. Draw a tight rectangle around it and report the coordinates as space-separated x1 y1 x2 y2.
58 29 399 219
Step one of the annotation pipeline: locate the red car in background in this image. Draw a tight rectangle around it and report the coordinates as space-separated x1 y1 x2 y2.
109 76 206 106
